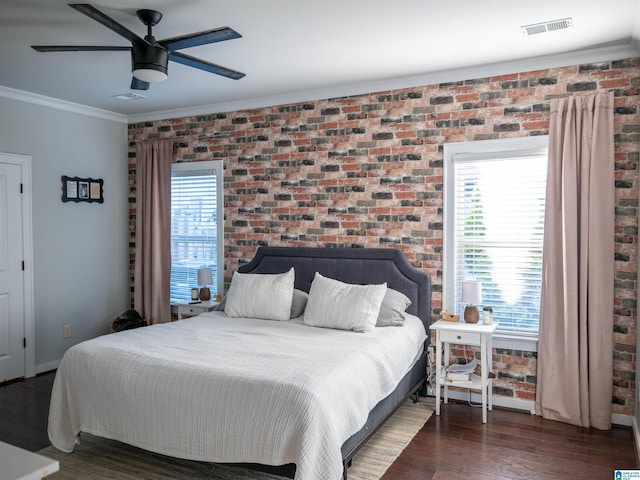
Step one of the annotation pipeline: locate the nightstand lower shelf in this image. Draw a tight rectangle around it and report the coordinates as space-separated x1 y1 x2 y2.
443 375 486 390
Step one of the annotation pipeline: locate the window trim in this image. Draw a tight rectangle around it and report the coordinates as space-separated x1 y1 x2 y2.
443 136 548 351
171 160 224 298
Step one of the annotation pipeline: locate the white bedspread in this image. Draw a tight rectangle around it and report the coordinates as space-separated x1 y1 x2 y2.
48 312 426 480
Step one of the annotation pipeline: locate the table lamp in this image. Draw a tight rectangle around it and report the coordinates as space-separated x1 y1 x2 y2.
461 280 482 323
197 268 213 301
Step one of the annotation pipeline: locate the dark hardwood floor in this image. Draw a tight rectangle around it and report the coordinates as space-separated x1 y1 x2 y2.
0 371 55 451
383 401 638 480
1 372 637 479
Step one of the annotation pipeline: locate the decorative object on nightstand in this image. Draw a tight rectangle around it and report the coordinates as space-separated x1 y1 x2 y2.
197 268 212 301
461 280 482 323
483 306 493 325
440 310 460 322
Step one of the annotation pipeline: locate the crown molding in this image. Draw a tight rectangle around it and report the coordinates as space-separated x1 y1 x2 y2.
0 85 127 123
2 44 637 125
127 43 639 124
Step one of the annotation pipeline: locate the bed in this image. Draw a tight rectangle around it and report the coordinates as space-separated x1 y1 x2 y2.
48 246 432 480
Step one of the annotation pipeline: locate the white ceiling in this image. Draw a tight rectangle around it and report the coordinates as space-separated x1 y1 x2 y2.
1 0 639 122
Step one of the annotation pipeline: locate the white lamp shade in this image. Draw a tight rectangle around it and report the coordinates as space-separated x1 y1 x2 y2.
197 268 213 287
461 281 482 305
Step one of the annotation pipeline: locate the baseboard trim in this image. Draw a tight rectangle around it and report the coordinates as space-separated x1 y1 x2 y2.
35 359 60 376
613 413 633 427
444 389 536 413
444 390 633 426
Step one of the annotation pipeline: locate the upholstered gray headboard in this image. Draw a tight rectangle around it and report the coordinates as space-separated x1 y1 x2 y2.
238 247 432 333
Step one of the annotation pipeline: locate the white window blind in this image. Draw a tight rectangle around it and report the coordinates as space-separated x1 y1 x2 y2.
170 162 222 302
444 138 548 336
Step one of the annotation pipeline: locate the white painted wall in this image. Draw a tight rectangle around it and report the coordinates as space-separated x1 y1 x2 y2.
0 96 129 373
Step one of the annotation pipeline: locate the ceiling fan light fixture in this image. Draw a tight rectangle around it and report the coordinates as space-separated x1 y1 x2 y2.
34 4 246 91
131 45 168 82
132 67 167 82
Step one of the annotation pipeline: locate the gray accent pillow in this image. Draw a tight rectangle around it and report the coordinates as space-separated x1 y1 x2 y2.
376 288 412 327
214 297 226 311
290 289 309 318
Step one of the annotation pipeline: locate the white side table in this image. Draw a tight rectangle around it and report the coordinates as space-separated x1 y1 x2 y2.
172 300 219 319
0 441 59 479
429 320 497 423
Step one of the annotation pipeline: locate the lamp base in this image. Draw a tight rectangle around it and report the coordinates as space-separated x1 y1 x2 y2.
199 287 211 301
464 305 479 323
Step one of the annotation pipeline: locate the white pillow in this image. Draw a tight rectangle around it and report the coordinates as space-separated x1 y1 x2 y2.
303 273 387 332
224 268 295 321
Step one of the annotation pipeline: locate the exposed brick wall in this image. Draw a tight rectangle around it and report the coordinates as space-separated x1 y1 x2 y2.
448 345 538 403
128 56 640 416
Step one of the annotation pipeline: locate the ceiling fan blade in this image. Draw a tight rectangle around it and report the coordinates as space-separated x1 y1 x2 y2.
169 51 245 80
131 77 150 90
69 4 149 47
160 26 241 51
31 45 130 52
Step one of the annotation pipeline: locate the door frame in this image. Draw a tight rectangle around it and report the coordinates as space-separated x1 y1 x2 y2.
0 152 35 378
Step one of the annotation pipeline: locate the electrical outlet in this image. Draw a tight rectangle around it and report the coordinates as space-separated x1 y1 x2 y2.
63 324 72 338
427 344 436 364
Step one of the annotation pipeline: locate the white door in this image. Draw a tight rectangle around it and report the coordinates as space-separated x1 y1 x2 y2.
0 161 25 382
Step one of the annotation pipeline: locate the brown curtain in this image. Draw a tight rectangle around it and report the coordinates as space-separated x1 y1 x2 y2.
535 92 614 429
134 138 173 324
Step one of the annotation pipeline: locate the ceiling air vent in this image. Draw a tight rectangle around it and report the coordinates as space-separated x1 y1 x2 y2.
111 92 146 101
522 17 573 35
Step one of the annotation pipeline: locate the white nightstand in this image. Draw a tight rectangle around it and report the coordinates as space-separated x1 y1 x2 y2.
429 320 497 423
0 441 58 479
172 300 219 320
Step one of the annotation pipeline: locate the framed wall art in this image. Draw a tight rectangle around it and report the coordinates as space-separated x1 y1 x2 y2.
61 175 104 203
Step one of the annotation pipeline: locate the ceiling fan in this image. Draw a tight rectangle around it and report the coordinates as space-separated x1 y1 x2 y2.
31 3 245 91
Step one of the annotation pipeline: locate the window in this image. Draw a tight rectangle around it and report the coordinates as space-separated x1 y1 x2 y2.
170 161 223 302
443 137 548 342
